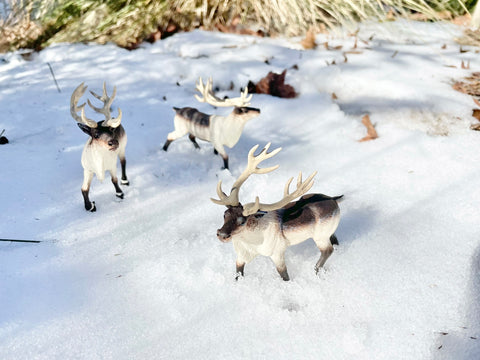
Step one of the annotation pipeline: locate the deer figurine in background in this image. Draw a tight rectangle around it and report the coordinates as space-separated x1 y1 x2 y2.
163 77 260 169
70 82 128 212
211 143 342 281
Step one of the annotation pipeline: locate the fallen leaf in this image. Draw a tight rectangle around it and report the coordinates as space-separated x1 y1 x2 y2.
301 28 317 49
461 60 470 69
472 109 480 121
359 114 378 142
248 70 297 98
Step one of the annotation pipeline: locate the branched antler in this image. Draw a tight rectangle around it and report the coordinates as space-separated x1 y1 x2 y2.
211 143 317 216
87 82 122 128
242 171 317 216
211 143 281 207
195 77 252 107
70 82 98 128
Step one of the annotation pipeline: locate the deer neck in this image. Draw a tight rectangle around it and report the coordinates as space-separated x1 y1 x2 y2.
222 113 249 147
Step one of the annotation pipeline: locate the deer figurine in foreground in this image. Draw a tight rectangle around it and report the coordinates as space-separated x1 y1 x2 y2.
163 77 260 169
70 82 128 212
211 143 342 281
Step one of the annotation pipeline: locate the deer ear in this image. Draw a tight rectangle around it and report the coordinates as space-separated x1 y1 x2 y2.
77 123 93 136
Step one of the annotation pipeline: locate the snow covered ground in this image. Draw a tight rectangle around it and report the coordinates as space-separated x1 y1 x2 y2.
1 20 479 359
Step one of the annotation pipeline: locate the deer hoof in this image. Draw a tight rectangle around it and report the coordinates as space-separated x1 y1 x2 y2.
121 179 129 186
116 192 124 199
235 272 244 281
88 202 96 212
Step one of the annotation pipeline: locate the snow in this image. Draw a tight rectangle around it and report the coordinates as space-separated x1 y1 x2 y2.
1 20 480 359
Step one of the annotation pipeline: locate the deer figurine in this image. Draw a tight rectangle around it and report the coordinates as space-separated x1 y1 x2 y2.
70 82 128 212
211 143 342 281
163 77 260 169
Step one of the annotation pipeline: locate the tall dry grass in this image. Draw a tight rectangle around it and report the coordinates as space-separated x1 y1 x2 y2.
0 0 476 52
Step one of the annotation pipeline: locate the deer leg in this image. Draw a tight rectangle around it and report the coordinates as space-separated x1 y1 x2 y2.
162 139 172 151
163 121 188 151
314 241 334 273
272 252 290 281
118 154 129 186
81 170 96 212
235 261 245 281
188 134 200 149
330 233 339 246
214 144 229 169
110 170 124 199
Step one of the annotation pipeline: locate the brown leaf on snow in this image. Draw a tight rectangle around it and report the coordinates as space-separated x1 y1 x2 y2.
359 114 378 142
472 109 480 121
344 50 363 55
247 70 297 98
301 28 317 49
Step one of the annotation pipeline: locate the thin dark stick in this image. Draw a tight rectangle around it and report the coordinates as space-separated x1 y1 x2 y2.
0 238 41 243
47 62 61 93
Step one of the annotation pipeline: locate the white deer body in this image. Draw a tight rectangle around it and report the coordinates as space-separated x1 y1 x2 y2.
163 78 260 169
70 82 128 212
81 134 127 182
164 107 260 169
212 144 342 281
228 199 341 278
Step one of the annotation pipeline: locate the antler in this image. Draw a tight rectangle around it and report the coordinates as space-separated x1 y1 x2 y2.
242 171 317 216
70 82 98 128
87 82 122 128
211 143 281 207
194 77 252 107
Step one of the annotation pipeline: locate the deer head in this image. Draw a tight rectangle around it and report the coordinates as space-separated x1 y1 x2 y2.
70 82 124 151
211 143 317 241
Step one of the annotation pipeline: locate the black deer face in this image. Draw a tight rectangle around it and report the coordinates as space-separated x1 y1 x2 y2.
77 122 123 151
216 205 246 242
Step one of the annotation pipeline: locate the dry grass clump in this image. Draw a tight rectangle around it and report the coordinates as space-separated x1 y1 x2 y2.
0 0 476 52
457 28 480 47
0 1 42 52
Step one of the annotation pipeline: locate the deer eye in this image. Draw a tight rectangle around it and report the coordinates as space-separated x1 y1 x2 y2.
237 217 246 225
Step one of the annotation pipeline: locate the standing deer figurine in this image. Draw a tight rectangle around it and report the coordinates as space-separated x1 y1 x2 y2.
70 82 128 212
211 143 342 281
163 77 260 169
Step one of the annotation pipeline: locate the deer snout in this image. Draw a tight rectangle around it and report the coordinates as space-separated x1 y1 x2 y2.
217 229 231 242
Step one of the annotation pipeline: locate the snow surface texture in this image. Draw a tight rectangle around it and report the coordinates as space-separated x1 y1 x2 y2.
1 20 479 359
